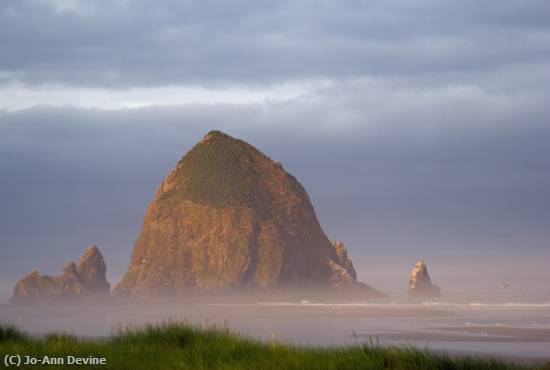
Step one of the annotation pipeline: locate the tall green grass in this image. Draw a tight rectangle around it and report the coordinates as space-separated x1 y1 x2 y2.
0 323 548 370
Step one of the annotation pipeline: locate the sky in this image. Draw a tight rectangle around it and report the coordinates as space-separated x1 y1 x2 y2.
1 0 549 302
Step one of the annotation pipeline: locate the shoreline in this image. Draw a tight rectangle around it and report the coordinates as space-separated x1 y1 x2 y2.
2 300 550 362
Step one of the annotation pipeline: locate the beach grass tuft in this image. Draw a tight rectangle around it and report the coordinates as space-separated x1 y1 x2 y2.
0 323 548 369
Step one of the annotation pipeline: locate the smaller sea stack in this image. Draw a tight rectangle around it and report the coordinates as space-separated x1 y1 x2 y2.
408 260 441 298
11 245 110 304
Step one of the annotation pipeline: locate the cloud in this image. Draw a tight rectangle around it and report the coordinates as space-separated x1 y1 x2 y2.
0 81 311 111
1 0 549 88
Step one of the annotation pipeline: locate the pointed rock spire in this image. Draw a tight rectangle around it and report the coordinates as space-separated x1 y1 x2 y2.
408 260 441 297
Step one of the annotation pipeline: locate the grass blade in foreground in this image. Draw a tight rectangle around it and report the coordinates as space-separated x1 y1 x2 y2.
1 323 549 370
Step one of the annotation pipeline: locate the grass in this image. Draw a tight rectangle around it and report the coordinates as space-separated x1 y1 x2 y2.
166 131 267 207
160 130 286 219
0 323 549 370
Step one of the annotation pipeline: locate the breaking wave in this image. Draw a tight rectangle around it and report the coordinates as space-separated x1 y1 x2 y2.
421 302 550 309
249 301 550 309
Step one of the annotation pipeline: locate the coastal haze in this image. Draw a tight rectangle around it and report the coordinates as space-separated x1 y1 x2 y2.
1 111 549 302
1 0 549 360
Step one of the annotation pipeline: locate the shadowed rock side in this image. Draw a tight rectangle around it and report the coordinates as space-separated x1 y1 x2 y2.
114 131 383 298
408 260 441 298
11 246 110 303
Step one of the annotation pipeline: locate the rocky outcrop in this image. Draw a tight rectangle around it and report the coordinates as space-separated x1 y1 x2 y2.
408 260 441 297
328 241 357 285
76 246 110 292
114 131 382 298
11 246 110 303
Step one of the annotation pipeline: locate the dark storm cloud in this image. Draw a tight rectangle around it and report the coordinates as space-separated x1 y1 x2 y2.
1 0 549 87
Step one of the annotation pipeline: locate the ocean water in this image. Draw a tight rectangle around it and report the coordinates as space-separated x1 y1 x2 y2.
1 294 549 360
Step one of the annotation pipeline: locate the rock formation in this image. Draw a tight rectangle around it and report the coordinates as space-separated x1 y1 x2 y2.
11 246 110 303
328 241 357 285
76 246 110 292
114 130 382 298
408 260 441 297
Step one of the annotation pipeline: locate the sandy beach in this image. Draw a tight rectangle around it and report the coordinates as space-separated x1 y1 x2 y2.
2 299 549 361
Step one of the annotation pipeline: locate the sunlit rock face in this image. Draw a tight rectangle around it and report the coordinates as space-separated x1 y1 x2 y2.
11 246 110 303
328 241 357 285
114 130 382 298
408 260 441 297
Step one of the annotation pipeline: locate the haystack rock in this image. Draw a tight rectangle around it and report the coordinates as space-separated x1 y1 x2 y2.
114 130 382 298
408 260 441 297
11 246 110 303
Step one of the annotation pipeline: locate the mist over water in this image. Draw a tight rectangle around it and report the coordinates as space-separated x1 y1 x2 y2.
2 293 550 360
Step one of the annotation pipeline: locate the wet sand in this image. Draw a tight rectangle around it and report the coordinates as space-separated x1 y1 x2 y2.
436 326 550 341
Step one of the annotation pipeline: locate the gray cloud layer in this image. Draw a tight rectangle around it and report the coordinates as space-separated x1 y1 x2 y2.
1 0 549 87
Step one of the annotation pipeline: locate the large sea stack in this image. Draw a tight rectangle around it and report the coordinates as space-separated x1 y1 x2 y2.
114 131 382 298
11 246 110 303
